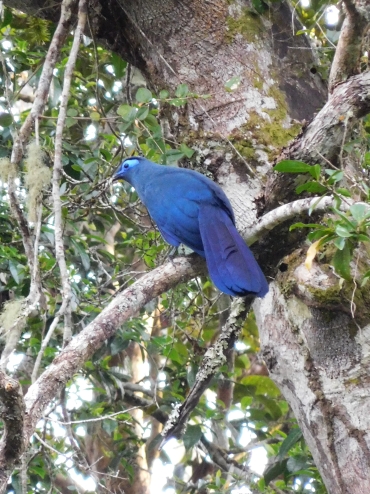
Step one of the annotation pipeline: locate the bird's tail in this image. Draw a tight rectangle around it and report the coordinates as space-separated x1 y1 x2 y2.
199 205 268 297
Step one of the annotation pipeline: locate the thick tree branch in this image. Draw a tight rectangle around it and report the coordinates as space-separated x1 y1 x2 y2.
329 0 370 93
267 70 370 209
281 70 370 164
0 371 25 488
248 196 345 244
23 255 206 440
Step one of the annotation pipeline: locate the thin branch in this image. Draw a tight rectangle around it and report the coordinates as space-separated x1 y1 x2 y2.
46 406 138 425
2 0 78 377
161 297 250 442
10 0 76 167
31 312 62 383
52 0 87 345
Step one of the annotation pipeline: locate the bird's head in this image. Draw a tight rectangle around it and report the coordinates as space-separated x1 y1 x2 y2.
113 157 142 182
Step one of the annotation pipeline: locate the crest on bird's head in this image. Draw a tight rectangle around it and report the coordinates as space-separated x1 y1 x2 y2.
113 156 142 181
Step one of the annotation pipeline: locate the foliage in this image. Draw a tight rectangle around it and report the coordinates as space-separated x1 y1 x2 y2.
275 151 370 282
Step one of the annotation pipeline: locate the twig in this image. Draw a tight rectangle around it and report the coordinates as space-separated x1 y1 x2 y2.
11 0 76 168
161 297 250 442
31 313 62 383
52 0 87 345
45 406 137 425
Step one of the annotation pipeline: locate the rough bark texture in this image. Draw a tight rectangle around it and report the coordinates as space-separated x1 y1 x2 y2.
0 373 24 490
255 274 370 494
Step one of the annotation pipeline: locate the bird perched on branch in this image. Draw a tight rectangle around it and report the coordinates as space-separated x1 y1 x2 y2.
113 156 268 298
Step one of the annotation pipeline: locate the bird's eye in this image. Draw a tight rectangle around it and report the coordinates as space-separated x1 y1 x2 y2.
124 163 129 169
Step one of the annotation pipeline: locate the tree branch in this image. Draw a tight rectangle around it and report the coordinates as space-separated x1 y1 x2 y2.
8 0 76 284
161 297 250 442
21 192 356 445
52 0 87 347
248 196 340 244
0 371 25 486
328 0 370 93
267 70 370 209
23 255 206 440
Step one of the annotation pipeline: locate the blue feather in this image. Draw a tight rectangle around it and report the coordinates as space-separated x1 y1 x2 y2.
113 157 268 297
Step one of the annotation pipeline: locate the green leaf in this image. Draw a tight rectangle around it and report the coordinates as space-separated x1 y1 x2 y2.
136 106 149 120
117 104 137 121
159 90 169 99
335 224 353 238
169 98 186 107
29 465 46 479
278 428 303 460
308 164 321 180
325 169 343 184
287 455 309 473
71 238 90 271
183 425 202 450
257 395 283 420
350 203 369 223
274 160 313 173
296 29 310 35
356 234 370 242
224 75 241 92
67 108 78 117
89 111 100 121
9 261 20 284
179 143 194 158
65 117 76 128
111 52 127 78
333 236 345 250
241 375 280 397
295 181 327 194
0 113 13 127
332 242 352 280
175 84 189 98
144 113 161 129
251 0 267 13
361 270 370 287
264 459 288 485
1 8 12 28
331 207 356 229
336 188 351 197
136 87 153 103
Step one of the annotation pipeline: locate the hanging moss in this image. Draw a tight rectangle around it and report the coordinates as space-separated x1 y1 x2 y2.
24 142 52 223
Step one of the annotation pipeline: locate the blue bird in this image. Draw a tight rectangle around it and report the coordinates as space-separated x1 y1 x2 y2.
113 157 268 297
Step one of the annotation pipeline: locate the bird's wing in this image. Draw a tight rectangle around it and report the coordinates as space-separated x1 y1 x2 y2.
142 179 205 256
198 204 268 297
